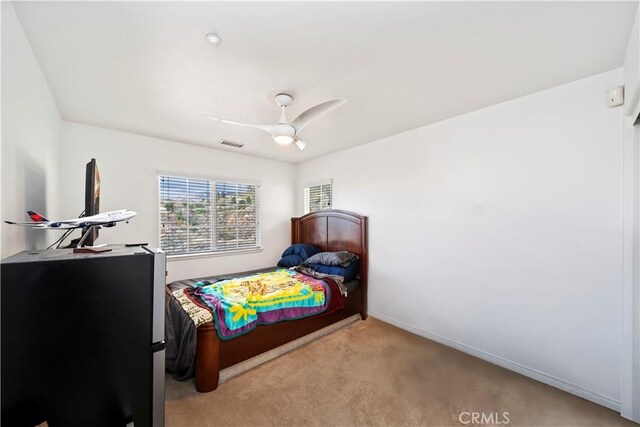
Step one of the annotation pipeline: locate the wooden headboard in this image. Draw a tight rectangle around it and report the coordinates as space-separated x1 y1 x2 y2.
291 209 368 316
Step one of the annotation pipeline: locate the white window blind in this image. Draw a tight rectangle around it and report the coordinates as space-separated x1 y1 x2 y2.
159 175 260 256
304 181 332 213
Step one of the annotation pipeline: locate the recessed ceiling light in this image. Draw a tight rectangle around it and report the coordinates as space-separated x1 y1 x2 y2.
205 32 222 47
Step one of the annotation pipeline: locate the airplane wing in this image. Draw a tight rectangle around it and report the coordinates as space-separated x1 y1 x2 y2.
4 221 46 227
4 221 78 229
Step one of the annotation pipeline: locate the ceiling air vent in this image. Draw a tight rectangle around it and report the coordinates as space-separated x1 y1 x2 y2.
219 139 244 149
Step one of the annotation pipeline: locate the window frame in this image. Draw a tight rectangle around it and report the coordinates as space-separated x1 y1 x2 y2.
158 173 262 259
304 179 333 214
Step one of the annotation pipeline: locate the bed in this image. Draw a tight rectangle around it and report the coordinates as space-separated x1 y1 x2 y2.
165 209 368 392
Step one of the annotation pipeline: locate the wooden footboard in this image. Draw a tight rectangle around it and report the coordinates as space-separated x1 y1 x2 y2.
194 323 219 392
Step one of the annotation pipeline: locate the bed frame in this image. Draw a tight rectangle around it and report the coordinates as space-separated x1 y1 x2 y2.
194 209 368 392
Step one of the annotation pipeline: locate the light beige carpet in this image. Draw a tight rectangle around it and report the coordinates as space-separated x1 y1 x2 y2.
165 318 637 427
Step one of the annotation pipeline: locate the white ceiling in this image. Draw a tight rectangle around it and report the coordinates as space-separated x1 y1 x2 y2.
12 1 637 163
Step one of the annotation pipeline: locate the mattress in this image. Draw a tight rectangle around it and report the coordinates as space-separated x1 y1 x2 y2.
168 266 361 294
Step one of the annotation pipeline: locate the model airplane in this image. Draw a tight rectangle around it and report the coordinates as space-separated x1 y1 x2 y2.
5 209 137 229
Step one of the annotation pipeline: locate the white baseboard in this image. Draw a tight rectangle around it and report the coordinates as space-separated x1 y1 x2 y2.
368 311 620 412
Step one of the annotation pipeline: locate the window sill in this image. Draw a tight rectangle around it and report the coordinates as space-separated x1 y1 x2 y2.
167 247 263 261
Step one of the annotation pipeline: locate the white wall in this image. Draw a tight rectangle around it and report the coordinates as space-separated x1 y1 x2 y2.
1 2 62 258
296 69 625 409
59 122 295 282
621 4 640 421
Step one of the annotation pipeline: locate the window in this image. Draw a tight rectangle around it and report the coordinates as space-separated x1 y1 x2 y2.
304 180 332 214
159 175 260 256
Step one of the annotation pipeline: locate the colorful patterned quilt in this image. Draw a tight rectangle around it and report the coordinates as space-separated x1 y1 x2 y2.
194 269 331 340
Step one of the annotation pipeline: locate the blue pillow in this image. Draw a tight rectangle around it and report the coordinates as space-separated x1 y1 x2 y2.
277 254 304 268
282 243 320 261
308 260 360 282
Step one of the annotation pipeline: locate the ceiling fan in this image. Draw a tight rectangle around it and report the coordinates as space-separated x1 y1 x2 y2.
205 94 347 150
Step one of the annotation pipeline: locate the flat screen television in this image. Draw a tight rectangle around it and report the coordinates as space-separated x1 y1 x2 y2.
84 158 100 246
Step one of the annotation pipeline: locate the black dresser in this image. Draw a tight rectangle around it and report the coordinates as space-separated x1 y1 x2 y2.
1 245 166 426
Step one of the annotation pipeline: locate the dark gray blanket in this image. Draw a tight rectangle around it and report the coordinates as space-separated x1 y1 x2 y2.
165 291 198 380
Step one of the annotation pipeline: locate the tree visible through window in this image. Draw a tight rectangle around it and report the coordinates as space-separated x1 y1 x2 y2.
304 181 332 213
159 176 260 255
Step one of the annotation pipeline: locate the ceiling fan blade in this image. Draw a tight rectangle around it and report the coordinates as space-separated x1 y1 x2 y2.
205 115 280 135
294 138 306 151
291 98 347 132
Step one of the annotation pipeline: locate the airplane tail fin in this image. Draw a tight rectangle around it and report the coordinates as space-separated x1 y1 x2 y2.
27 211 48 222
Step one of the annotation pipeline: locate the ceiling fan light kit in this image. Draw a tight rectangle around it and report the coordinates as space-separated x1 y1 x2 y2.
205 93 347 151
274 135 294 145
